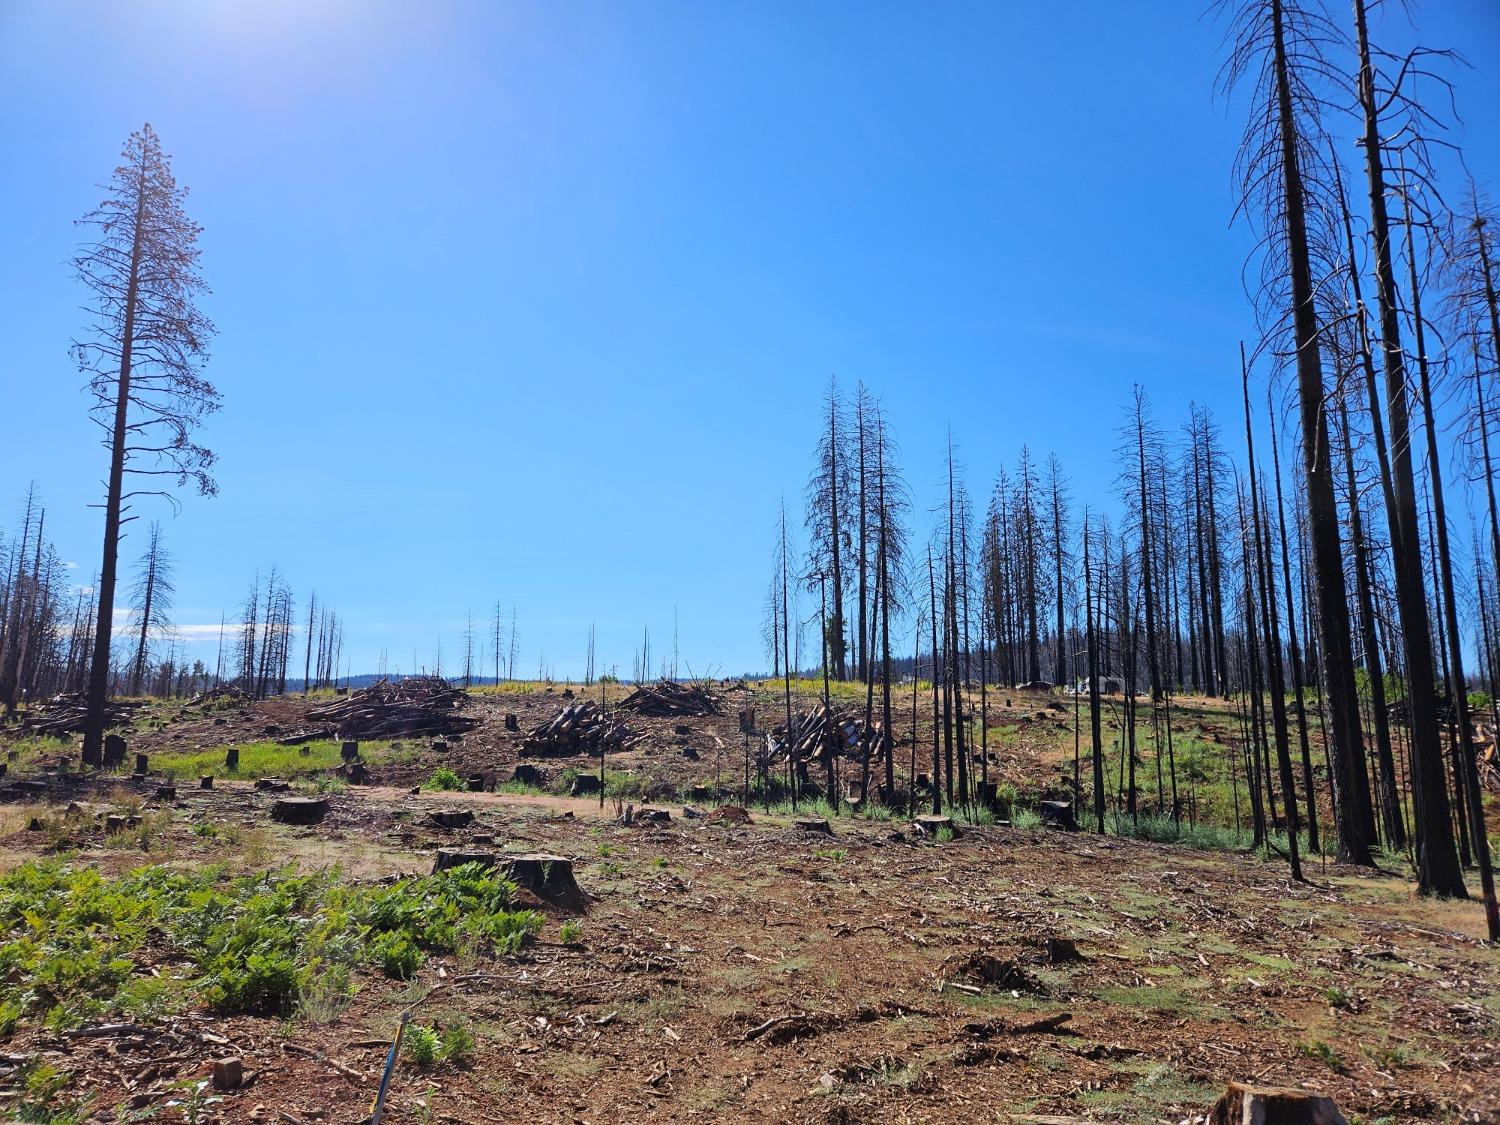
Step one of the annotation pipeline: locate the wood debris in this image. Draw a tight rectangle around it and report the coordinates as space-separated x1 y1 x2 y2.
615 679 720 717
521 700 635 757
305 676 476 740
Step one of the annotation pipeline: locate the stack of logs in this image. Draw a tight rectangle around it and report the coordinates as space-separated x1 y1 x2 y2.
615 679 720 717
306 676 478 740
772 702 885 770
22 694 148 736
522 700 637 757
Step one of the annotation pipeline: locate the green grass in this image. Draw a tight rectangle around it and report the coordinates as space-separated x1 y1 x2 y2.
144 738 417 781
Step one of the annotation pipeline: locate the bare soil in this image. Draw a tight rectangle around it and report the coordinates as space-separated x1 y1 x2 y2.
0 686 1496 1124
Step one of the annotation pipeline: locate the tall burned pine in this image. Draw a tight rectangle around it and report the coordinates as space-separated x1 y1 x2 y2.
1047 455 1072 688
805 379 850 680
127 522 174 696
1221 0 1374 864
74 125 218 763
1347 0 1463 896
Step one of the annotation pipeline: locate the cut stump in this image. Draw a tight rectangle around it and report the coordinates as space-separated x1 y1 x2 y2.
270 797 330 825
433 849 496 872
503 853 587 912
1208 1083 1348 1125
1039 801 1079 831
913 815 957 838
512 764 545 788
795 817 834 836
429 808 475 830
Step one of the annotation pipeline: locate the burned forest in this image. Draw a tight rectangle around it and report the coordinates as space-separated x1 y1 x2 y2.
2 2 1500 1123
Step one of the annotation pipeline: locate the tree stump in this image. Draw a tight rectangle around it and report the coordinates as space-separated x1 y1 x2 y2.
254 777 291 792
706 805 752 826
1208 1083 1347 1125
271 797 330 825
680 746 700 761
632 807 671 826
104 814 141 834
341 741 360 763
431 740 448 753
211 1057 243 1092
512 764 545 788
154 785 177 801
504 714 519 732
569 774 602 798
467 774 487 792
348 762 370 784
795 817 834 836
1039 801 1079 831
134 753 149 775
433 849 496 872
913 815 957 838
103 734 127 768
1044 937 1084 963
224 747 240 771
429 808 475 830
200 776 214 789
502 854 587 911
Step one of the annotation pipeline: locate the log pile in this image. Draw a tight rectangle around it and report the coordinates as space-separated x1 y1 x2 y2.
773 702 881 765
522 700 635 757
22 694 148 736
305 676 477 740
188 684 252 707
615 679 720 717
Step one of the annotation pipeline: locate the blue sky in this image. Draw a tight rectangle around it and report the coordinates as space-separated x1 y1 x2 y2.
2 1 1498 679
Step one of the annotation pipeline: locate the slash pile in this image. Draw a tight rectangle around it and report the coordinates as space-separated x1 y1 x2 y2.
615 679 720 717
305 676 477 740
22 694 148 736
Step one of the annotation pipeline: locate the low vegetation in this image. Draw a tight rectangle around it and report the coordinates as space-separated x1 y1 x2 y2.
0 860 538 1031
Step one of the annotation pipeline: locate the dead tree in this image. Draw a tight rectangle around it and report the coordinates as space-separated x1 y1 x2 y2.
1349 0 1464 896
805 378 850 679
75 125 219 765
1221 0 1374 864
126 522 174 696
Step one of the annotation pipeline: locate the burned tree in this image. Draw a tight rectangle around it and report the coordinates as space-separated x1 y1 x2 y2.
1221 0 1374 864
126 522 175 696
74 125 218 764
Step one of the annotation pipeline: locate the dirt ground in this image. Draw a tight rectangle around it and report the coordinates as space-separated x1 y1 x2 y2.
0 685 1496 1124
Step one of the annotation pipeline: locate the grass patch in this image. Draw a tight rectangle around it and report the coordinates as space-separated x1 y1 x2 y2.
145 738 416 781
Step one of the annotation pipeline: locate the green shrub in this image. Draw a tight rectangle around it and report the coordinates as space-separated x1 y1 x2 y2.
403 1023 441 1068
372 931 423 979
426 767 466 791
0 860 539 1032
403 1019 474 1068
439 1021 476 1064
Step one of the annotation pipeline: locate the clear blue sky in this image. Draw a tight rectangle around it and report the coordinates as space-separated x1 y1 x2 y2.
2 1 1498 679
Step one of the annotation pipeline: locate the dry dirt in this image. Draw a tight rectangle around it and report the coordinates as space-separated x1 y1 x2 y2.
0 686 1496 1124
